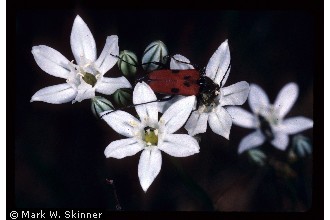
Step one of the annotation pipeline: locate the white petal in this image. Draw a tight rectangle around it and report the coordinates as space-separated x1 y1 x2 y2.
133 82 158 126
158 134 199 157
74 80 95 102
160 96 195 134
184 111 208 136
205 39 231 85
102 110 141 138
138 149 162 192
226 107 257 128
70 15 97 65
208 106 232 139
248 84 270 114
95 35 119 74
96 76 132 95
157 95 186 113
271 132 289 151
31 83 77 104
104 138 143 159
279 117 313 134
274 82 298 118
170 54 194 70
238 130 265 154
220 81 250 106
32 45 71 79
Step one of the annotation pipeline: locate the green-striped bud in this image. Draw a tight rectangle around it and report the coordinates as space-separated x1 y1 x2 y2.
247 149 267 166
112 88 132 107
142 40 168 72
292 134 312 157
118 50 138 77
91 96 114 118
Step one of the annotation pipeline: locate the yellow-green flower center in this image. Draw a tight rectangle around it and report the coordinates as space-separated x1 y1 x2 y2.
82 72 97 87
144 127 158 146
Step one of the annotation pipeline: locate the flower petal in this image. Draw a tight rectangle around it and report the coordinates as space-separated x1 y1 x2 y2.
226 107 257 128
157 95 186 113
205 39 231 85
74 80 95 102
138 149 162 192
220 81 250 106
208 106 232 139
160 96 195 134
279 117 313 134
184 111 208 136
133 82 158 126
158 134 199 157
248 84 270 114
274 82 298 118
31 83 77 104
104 138 143 159
102 110 141 138
70 15 97 65
170 54 194 70
96 76 132 95
95 35 119 74
271 132 289 151
238 130 265 154
32 45 72 79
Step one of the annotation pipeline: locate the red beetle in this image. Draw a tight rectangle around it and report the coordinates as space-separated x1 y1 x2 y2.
138 55 230 107
101 55 230 117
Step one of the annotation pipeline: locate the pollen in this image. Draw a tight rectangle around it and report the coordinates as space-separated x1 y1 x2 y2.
129 121 138 127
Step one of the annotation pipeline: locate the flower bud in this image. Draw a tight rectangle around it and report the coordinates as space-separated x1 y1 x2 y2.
112 88 132 107
91 96 114 118
292 134 312 157
247 149 267 166
142 40 168 72
118 50 138 77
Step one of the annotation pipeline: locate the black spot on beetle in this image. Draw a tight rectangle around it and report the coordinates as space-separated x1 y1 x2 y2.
184 81 191 87
172 70 180 74
171 88 180 93
184 75 191 79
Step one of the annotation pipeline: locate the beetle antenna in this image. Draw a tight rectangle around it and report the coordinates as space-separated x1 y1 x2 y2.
110 53 139 67
166 55 200 70
100 95 175 118
219 63 231 88
110 53 167 70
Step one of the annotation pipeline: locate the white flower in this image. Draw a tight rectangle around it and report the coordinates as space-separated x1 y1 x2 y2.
227 83 313 153
31 15 131 104
160 40 249 139
102 82 199 192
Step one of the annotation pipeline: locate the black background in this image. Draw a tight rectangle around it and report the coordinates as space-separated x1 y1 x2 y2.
12 3 321 215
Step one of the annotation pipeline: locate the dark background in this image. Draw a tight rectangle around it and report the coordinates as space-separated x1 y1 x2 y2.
14 9 317 211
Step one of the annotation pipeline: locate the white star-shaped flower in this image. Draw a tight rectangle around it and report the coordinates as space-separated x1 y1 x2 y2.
102 82 199 192
159 40 249 139
31 15 131 104
227 83 313 153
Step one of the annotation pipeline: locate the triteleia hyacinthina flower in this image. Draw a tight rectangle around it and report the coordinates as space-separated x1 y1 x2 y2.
227 83 313 153
159 40 250 139
31 15 131 104
102 82 199 192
